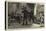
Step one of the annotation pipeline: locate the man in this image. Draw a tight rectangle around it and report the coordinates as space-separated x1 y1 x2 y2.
40 13 44 27
22 7 28 25
22 7 33 25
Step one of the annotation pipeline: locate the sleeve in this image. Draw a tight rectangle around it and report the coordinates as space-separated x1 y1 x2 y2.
22 11 24 13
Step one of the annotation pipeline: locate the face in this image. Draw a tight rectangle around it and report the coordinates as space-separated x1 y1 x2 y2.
40 13 42 17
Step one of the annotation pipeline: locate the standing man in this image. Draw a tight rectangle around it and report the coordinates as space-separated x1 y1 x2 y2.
29 11 34 25
22 7 28 25
40 13 44 27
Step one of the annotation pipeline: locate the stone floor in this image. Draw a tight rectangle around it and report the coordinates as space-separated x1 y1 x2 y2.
8 22 44 29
